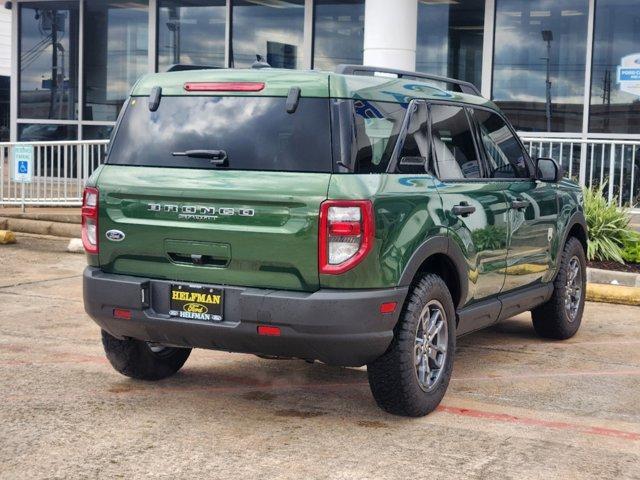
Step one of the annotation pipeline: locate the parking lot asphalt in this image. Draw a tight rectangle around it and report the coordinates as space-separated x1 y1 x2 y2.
1 234 639 480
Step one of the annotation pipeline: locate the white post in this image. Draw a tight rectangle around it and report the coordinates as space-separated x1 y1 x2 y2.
363 0 418 71
10 1 18 142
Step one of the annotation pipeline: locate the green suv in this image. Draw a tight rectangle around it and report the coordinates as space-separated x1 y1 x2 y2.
83 65 587 417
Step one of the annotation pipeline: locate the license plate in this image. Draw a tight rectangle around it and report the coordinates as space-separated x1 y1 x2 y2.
169 284 223 322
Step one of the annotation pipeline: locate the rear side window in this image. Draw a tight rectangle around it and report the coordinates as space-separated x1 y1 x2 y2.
472 109 531 179
430 105 481 180
107 96 332 172
334 99 408 174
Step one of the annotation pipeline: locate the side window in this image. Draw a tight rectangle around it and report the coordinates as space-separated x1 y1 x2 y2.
397 101 430 174
430 104 481 180
350 100 408 173
473 109 531 179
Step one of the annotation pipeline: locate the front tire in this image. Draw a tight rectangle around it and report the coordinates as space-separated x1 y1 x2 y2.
531 236 586 339
367 274 456 417
101 330 192 380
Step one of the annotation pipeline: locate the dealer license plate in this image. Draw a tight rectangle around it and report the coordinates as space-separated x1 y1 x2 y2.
169 284 223 322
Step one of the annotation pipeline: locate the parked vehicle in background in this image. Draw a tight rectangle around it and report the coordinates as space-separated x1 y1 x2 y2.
82 65 588 417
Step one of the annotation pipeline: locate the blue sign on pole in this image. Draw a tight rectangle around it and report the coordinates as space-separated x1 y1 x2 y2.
13 145 34 183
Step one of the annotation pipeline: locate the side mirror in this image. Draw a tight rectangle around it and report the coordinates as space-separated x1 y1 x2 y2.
536 157 562 183
398 156 427 173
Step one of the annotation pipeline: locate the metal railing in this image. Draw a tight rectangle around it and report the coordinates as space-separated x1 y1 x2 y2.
519 135 640 213
1 137 639 212
0 140 109 207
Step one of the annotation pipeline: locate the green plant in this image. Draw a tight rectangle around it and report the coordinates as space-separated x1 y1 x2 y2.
472 225 507 251
622 231 640 263
583 184 635 263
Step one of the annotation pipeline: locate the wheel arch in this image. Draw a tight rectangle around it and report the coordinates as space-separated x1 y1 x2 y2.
399 236 468 310
560 211 588 254
551 211 588 281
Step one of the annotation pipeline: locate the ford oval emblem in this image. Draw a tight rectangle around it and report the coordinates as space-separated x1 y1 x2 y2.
105 229 125 242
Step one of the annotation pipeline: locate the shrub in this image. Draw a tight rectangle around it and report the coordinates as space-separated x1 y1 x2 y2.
583 184 635 263
622 231 640 264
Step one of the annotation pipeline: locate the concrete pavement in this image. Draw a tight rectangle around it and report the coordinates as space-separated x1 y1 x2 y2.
1 234 639 479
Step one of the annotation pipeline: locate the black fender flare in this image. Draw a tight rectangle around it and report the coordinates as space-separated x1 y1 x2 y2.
553 210 588 279
558 210 588 255
398 235 468 309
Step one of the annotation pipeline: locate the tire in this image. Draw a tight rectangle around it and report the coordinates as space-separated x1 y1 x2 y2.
531 236 586 340
367 274 456 417
101 330 192 380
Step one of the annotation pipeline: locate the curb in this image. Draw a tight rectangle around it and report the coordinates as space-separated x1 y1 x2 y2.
587 267 640 288
586 283 640 306
0 212 81 224
0 217 80 238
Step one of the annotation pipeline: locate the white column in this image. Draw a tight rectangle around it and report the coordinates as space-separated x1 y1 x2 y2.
363 0 417 71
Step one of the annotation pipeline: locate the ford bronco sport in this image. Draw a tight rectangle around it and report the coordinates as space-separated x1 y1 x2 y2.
83 65 587 417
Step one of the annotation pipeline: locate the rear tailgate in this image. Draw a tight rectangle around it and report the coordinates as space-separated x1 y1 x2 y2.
97 165 329 291
95 78 333 292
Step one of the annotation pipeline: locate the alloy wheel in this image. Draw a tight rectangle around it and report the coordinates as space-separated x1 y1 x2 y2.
564 255 583 322
414 300 449 391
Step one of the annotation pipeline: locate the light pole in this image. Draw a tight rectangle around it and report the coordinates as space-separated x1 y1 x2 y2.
541 30 553 132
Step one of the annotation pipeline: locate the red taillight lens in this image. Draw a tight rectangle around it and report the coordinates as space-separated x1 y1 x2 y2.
319 200 374 275
113 308 132 320
184 82 265 92
257 325 281 337
380 302 397 314
81 187 99 254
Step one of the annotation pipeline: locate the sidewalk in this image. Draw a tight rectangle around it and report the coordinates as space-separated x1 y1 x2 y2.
0 206 80 224
0 206 80 238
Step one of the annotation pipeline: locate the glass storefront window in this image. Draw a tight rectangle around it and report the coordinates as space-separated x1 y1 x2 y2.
493 0 588 132
231 0 304 69
19 2 79 120
82 125 114 140
589 0 640 134
158 1 226 72
83 0 149 122
313 0 364 71
18 123 77 141
416 0 484 90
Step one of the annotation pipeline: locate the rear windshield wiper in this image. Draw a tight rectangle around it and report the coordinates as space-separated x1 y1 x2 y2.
172 150 228 166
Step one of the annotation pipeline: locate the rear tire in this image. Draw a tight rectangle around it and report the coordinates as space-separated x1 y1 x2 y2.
367 274 456 417
101 330 191 380
531 237 586 340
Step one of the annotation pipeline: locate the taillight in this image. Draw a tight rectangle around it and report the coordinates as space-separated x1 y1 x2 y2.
319 200 374 275
82 187 99 254
183 82 265 92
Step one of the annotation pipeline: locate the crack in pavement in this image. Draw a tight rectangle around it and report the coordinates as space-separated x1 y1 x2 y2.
0 274 82 290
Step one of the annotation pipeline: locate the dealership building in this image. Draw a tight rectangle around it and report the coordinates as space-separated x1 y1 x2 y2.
2 0 640 205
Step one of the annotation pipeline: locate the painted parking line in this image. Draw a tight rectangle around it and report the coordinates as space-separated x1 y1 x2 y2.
463 339 640 349
436 405 640 441
452 369 640 382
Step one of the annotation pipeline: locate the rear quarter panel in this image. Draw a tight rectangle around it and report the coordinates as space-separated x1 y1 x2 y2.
321 174 446 289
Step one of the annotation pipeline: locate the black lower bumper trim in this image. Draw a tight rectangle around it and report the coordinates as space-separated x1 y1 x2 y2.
83 267 408 367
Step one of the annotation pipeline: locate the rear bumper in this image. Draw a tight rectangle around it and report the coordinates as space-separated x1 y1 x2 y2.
83 267 407 367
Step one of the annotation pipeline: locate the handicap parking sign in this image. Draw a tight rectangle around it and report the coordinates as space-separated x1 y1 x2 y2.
13 145 34 183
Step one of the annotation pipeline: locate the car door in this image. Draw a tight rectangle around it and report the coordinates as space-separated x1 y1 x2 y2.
471 107 559 291
428 103 510 304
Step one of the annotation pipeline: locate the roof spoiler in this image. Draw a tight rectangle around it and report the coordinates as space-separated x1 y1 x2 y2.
335 64 483 97
166 64 221 72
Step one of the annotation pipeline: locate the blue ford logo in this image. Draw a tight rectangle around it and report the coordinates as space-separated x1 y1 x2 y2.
105 230 125 242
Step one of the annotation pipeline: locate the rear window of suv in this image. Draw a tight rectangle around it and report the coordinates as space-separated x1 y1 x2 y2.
107 96 333 173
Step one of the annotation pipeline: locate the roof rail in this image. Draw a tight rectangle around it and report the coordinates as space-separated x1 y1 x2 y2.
335 64 483 97
166 64 221 72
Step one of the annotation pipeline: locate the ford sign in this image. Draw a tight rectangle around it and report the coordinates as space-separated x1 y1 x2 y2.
105 230 126 242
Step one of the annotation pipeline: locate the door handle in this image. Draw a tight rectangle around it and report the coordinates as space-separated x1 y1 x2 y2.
510 199 530 210
451 203 476 217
